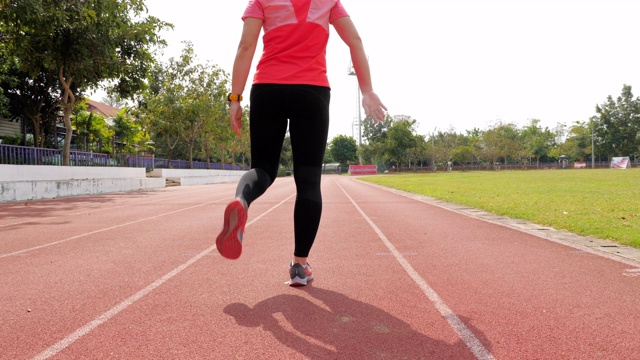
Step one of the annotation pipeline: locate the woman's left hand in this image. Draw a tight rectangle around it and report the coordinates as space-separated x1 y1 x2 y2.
229 102 243 136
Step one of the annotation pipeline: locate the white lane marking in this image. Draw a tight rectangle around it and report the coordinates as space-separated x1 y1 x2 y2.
336 180 495 360
1 200 224 259
32 193 294 360
359 180 640 268
624 269 640 277
32 244 215 360
244 194 295 228
0 188 232 230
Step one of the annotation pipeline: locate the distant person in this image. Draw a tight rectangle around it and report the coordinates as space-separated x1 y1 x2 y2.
216 0 387 286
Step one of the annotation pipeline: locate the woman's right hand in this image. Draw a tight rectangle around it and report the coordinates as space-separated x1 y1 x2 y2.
362 91 387 123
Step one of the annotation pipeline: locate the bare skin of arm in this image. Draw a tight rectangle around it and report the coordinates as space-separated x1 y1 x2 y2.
332 16 387 123
229 18 263 136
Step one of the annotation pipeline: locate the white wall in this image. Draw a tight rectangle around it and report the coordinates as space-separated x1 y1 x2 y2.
0 164 146 181
148 168 245 185
0 165 164 203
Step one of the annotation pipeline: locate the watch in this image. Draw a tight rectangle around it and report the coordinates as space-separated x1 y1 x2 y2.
227 93 243 102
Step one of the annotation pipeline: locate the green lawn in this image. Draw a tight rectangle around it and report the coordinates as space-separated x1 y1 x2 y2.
359 169 640 248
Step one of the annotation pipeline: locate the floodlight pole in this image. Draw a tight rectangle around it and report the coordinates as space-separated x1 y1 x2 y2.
591 123 594 169
347 62 361 147
591 118 597 169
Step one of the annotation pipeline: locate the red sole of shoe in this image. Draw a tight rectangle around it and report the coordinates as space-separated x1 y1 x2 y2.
216 200 246 260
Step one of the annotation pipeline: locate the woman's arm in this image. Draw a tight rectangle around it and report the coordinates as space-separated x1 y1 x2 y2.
333 16 387 123
229 17 262 136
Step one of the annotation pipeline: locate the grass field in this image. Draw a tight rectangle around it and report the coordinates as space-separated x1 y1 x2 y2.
359 169 640 248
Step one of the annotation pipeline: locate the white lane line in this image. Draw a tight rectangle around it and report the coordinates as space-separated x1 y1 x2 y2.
0 188 231 230
336 180 495 360
32 193 295 360
1 200 226 259
359 179 640 268
32 244 215 360
244 194 295 227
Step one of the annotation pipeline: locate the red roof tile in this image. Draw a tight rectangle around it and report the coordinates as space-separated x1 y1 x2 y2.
86 100 121 118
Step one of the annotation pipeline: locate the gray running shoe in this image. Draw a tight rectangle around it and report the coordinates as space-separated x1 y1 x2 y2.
289 262 313 286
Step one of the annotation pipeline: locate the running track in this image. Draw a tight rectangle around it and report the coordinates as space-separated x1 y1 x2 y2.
1 175 639 359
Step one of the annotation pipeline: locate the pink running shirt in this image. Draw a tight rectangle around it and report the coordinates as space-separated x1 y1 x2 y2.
242 0 349 87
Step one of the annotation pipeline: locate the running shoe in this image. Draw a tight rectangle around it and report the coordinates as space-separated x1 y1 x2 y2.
216 200 247 260
289 262 313 286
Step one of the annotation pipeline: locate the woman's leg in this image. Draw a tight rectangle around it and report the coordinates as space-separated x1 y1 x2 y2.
217 85 288 260
235 85 289 206
288 86 331 262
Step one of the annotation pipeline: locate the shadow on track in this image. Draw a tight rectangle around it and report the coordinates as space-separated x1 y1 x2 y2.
224 287 490 359
0 190 161 230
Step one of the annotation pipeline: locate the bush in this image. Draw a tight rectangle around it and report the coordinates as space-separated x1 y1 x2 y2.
0 134 23 145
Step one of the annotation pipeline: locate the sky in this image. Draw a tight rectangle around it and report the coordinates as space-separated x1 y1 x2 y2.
130 0 640 141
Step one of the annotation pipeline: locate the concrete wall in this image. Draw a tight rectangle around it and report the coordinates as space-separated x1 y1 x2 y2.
0 165 164 203
148 168 246 186
1 164 146 181
0 165 246 203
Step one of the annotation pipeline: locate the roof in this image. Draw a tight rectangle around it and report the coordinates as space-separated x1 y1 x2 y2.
86 99 121 119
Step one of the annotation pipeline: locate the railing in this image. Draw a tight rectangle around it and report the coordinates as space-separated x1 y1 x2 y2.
389 161 628 172
155 158 243 170
0 144 245 171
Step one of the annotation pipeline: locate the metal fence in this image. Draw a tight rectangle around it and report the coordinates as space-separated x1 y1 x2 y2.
388 161 628 172
0 144 244 171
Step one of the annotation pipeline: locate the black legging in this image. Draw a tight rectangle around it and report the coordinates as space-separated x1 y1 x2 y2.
235 84 330 258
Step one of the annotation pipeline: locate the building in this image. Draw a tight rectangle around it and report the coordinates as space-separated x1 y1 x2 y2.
0 117 21 139
86 99 122 125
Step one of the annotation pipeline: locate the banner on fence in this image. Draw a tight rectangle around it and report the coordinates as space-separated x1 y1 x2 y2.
574 162 586 168
348 164 377 175
610 157 630 169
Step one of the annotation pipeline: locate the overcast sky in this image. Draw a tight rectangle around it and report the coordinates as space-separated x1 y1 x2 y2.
139 0 640 140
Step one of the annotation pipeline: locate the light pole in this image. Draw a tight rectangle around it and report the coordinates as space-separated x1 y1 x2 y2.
591 123 594 169
591 118 597 169
347 61 361 147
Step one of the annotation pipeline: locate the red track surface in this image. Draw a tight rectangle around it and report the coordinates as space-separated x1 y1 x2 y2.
1 175 639 359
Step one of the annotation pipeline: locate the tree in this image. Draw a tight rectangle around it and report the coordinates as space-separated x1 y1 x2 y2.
280 134 293 169
521 119 554 166
429 128 462 169
559 121 592 162
359 113 393 167
452 145 475 170
406 134 427 171
0 20 9 116
0 0 172 165
70 100 109 153
329 135 358 167
480 122 522 168
0 60 59 148
111 109 145 155
362 113 393 144
143 43 233 169
101 94 126 109
480 126 502 169
196 60 233 168
498 123 523 165
323 144 334 164
594 84 640 158
358 141 387 169
201 95 245 169
386 118 416 170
